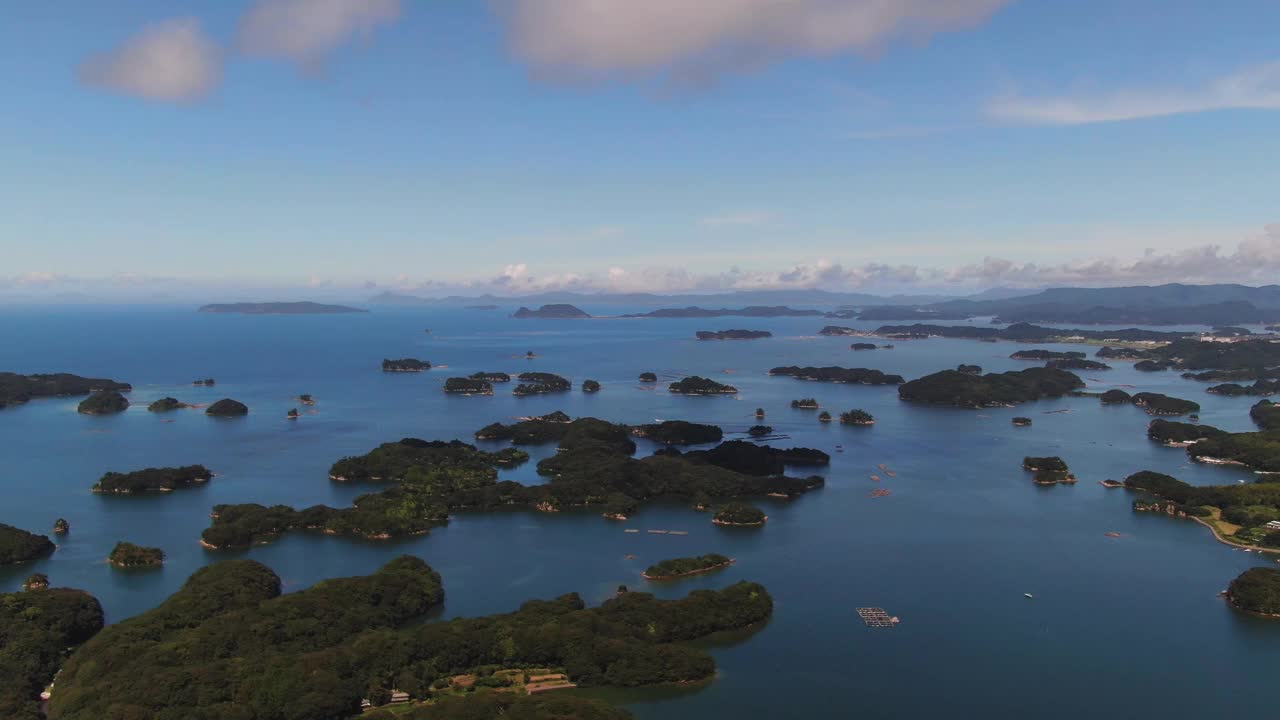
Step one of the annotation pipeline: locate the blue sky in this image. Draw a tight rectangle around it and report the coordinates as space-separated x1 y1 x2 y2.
3 0 1279 298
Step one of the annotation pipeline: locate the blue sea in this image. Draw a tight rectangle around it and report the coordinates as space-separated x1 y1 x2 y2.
1 305 1277 719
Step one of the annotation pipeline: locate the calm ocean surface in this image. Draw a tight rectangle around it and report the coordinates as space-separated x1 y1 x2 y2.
2 305 1278 718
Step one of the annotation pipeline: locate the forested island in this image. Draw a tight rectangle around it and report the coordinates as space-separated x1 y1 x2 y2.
633 420 723 445
383 358 431 372
1181 400 1280 472
93 464 213 494
0 523 55 565
768 366 905 385
791 398 819 409
146 396 188 412
513 304 590 319
695 329 772 340
1012 416 1032 426
1113 338 1280 372
1023 456 1076 484
872 322 1187 343
470 371 511 382
898 367 1084 408
851 342 877 350
624 306 821 318
713 503 767 526
840 409 875 425
1124 469 1280 546
1207 379 1280 396
957 364 982 375
638 372 657 382
443 377 493 395
205 398 248 416
47 556 771 719
642 553 733 580
203 418 823 549
1046 358 1112 370
0 372 131 410
0 585 103 720
1147 419 1226 446
76 391 129 415
513 372 572 395
1227 568 1280 616
669 376 738 394
197 301 367 314
107 541 164 569
1131 392 1200 416
582 379 601 393
1010 349 1085 360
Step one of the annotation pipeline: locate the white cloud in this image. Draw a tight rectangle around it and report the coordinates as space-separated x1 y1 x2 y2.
988 61 1280 125
238 0 401 68
79 18 222 102
497 0 1011 85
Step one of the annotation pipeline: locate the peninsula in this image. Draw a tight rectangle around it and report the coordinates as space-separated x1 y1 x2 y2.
197 301 367 314
0 372 132 409
513 304 590 319
1227 568 1280 616
0 584 103 719
0 523 56 565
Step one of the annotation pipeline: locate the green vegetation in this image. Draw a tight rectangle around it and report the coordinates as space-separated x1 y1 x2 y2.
107 541 164 569
287 408 300 419
0 586 103 720
768 366 904 385
1187 431 1280 472
603 493 639 520
93 464 213 494
49 557 769 719
1146 338 1280 371
582 379 601 393
638 372 657 382
1208 380 1280 396
0 524 55 565
470 372 510 382
839 409 875 425
818 411 832 422
444 377 494 394
755 407 765 418
205 398 248 416
713 503 767 526
1012 416 1032 426
747 424 773 437
643 553 733 579
198 301 366 314
1131 392 1200 416
1010 349 1086 360
1046 358 1112 370
957 364 982 375
53 519 69 535
791 398 819 409
76 390 128 415
898 367 1084 408
366 694 633 720
1228 567 1280 615
1125 471 1280 545
874 322 1184 343
1100 389 1132 404
0 372 131 410
1097 346 1152 360
146 397 186 412
695 329 772 340
668 376 738 395
192 378 215 386
1253 400 1280 431
634 420 723 445
513 372 572 396
23 573 49 591
1134 360 1171 372
1147 419 1226 446
851 342 877 350
206 421 821 549
383 358 431 372
513 304 590 318
1023 456 1075 484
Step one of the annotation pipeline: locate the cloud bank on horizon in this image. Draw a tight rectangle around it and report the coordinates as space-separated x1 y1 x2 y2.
6 226 1278 300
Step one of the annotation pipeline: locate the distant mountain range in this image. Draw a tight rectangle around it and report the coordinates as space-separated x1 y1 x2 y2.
198 302 368 315
369 288 995 308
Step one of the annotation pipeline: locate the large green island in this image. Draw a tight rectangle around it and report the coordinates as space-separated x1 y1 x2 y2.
0 372 132 410
92 465 214 494
897 367 1084 408
0 523 56 565
643 553 734 580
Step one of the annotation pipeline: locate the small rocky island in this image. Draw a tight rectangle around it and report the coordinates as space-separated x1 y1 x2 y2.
1100 389 1132 404
851 342 878 350
77 390 130 415
470 371 511 383
197 301 367 314
93 465 214 494
513 372 572 395
840 409 875 425
818 411 832 422
443 377 494 395
713 503 768 526
639 372 658 382
582 379 601 393
193 378 216 386
695 329 772 340
791 398 819 409
0 523 56 565
1131 392 1200 416
1023 456 1076 484
513 304 590 319
1147 419 1225 446
147 397 188 412
1012 416 1032 426
54 518 70 534
108 541 164 569
957 364 982 375
0 371 132 409
669 376 738 395
642 553 734 580
768 366 905 385
206 398 249 416
23 572 49 591
382 358 431 372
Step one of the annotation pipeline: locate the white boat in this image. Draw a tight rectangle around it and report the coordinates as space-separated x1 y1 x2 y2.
1024 593 1034 599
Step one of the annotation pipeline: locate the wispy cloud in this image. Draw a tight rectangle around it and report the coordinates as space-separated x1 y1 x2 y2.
987 61 1280 125
238 0 401 69
699 211 773 227
79 18 222 102
498 0 1012 86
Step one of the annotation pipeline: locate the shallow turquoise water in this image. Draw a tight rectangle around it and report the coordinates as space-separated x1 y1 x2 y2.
1 306 1277 718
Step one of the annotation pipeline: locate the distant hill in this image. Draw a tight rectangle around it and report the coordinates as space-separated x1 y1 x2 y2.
512 304 591 319
623 306 822 318
198 302 368 314
369 289 959 308
926 284 1280 325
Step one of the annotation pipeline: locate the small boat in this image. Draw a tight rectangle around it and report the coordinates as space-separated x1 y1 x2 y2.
1024 593 1034 599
